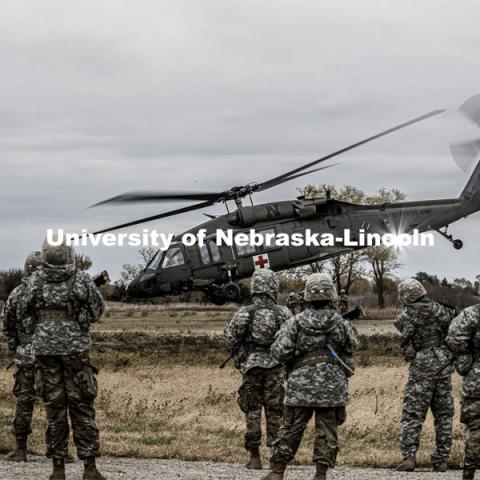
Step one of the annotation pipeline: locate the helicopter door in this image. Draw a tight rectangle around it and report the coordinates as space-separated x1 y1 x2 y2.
160 244 192 292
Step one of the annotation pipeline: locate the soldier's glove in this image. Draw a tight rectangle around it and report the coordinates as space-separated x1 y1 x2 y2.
456 354 473 376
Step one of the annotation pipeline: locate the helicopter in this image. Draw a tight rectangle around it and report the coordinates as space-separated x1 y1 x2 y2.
91 103 480 304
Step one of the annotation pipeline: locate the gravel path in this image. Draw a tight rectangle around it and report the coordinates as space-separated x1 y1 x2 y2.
0 456 464 480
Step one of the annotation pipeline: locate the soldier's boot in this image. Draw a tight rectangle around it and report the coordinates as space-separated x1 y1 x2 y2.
261 463 286 480
396 457 416 472
246 448 262 470
64 451 75 464
83 457 107 480
49 459 66 480
463 467 476 480
313 463 328 480
7 437 27 462
432 462 448 472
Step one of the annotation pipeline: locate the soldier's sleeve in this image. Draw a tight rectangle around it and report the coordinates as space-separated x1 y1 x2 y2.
433 301 457 334
270 317 298 364
2 287 20 353
224 308 250 352
278 305 293 326
446 306 480 354
81 272 105 323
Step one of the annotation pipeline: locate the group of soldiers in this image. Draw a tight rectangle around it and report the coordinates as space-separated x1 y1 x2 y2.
4 244 480 480
2 241 106 480
225 270 480 480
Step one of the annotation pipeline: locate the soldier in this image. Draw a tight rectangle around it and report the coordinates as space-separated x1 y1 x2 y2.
286 292 299 315
297 291 306 312
264 273 359 480
446 304 480 480
394 278 456 472
338 288 349 314
27 239 106 480
224 269 292 470
2 252 42 462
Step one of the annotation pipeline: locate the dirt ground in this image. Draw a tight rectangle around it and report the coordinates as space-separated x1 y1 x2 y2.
0 457 462 480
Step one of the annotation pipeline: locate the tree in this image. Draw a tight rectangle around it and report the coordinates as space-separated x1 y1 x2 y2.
300 184 404 303
300 184 368 293
365 246 401 308
0 269 24 300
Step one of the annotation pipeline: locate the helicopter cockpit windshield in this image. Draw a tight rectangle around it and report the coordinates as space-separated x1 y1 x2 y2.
162 246 185 268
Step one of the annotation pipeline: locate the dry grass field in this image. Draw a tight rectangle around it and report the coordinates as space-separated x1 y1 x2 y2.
0 305 466 468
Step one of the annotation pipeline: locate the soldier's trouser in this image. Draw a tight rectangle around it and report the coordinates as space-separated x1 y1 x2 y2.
35 352 100 460
12 365 36 440
400 374 454 465
460 397 480 469
238 366 284 451
271 406 346 468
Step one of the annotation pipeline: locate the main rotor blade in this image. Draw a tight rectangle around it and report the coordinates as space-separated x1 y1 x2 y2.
93 200 215 234
256 163 339 191
89 191 223 208
256 109 445 191
459 93 480 127
450 138 480 173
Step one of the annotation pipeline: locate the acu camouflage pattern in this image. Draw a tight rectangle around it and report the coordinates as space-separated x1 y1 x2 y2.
286 292 300 314
303 273 338 302
446 305 480 469
397 278 427 305
3 279 36 366
339 291 349 314
394 296 456 465
271 405 346 468
238 365 284 451
271 306 359 408
3 281 37 440
250 268 279 300
35 352 100 459
224 269 289 453
2 253 42 441
27 263 105 356
11 366 36 440
224 270 291 374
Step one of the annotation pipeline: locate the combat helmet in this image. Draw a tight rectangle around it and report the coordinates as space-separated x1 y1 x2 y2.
24 251 42 275
304 273 338 302
42 236 75 266
397 278 427 305
251 269 279 300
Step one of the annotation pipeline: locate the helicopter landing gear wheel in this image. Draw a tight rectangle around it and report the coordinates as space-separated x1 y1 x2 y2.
453 239 463 250
435 227 464 250
222 282 241 302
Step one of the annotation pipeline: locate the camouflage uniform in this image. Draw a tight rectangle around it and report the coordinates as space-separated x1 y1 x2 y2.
2 252 42 460
286 293 299 315
446 304 480 478
26 240 105 479
338 290 349 314
394 278 456 471
224 269 291 466
266 273 359 479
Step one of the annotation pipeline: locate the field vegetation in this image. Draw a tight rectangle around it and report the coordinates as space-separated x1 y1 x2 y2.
0 307 466 468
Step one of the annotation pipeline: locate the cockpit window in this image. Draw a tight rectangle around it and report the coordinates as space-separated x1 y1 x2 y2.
147 251 162 270
162 247 185 268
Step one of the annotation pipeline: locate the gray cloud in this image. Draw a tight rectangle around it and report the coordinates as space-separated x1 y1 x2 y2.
1 0 480 281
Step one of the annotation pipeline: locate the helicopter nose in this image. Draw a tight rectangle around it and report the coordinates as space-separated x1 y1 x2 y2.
127 276 144 297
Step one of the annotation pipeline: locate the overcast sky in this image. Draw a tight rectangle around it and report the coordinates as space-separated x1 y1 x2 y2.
2 0 480 282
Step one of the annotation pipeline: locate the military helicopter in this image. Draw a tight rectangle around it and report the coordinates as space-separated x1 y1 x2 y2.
91 105 480 304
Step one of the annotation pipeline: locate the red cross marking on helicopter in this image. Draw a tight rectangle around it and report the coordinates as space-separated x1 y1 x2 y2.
253 254 270 269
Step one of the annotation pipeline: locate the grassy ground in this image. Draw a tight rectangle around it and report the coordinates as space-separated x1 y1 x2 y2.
0 306 465 468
